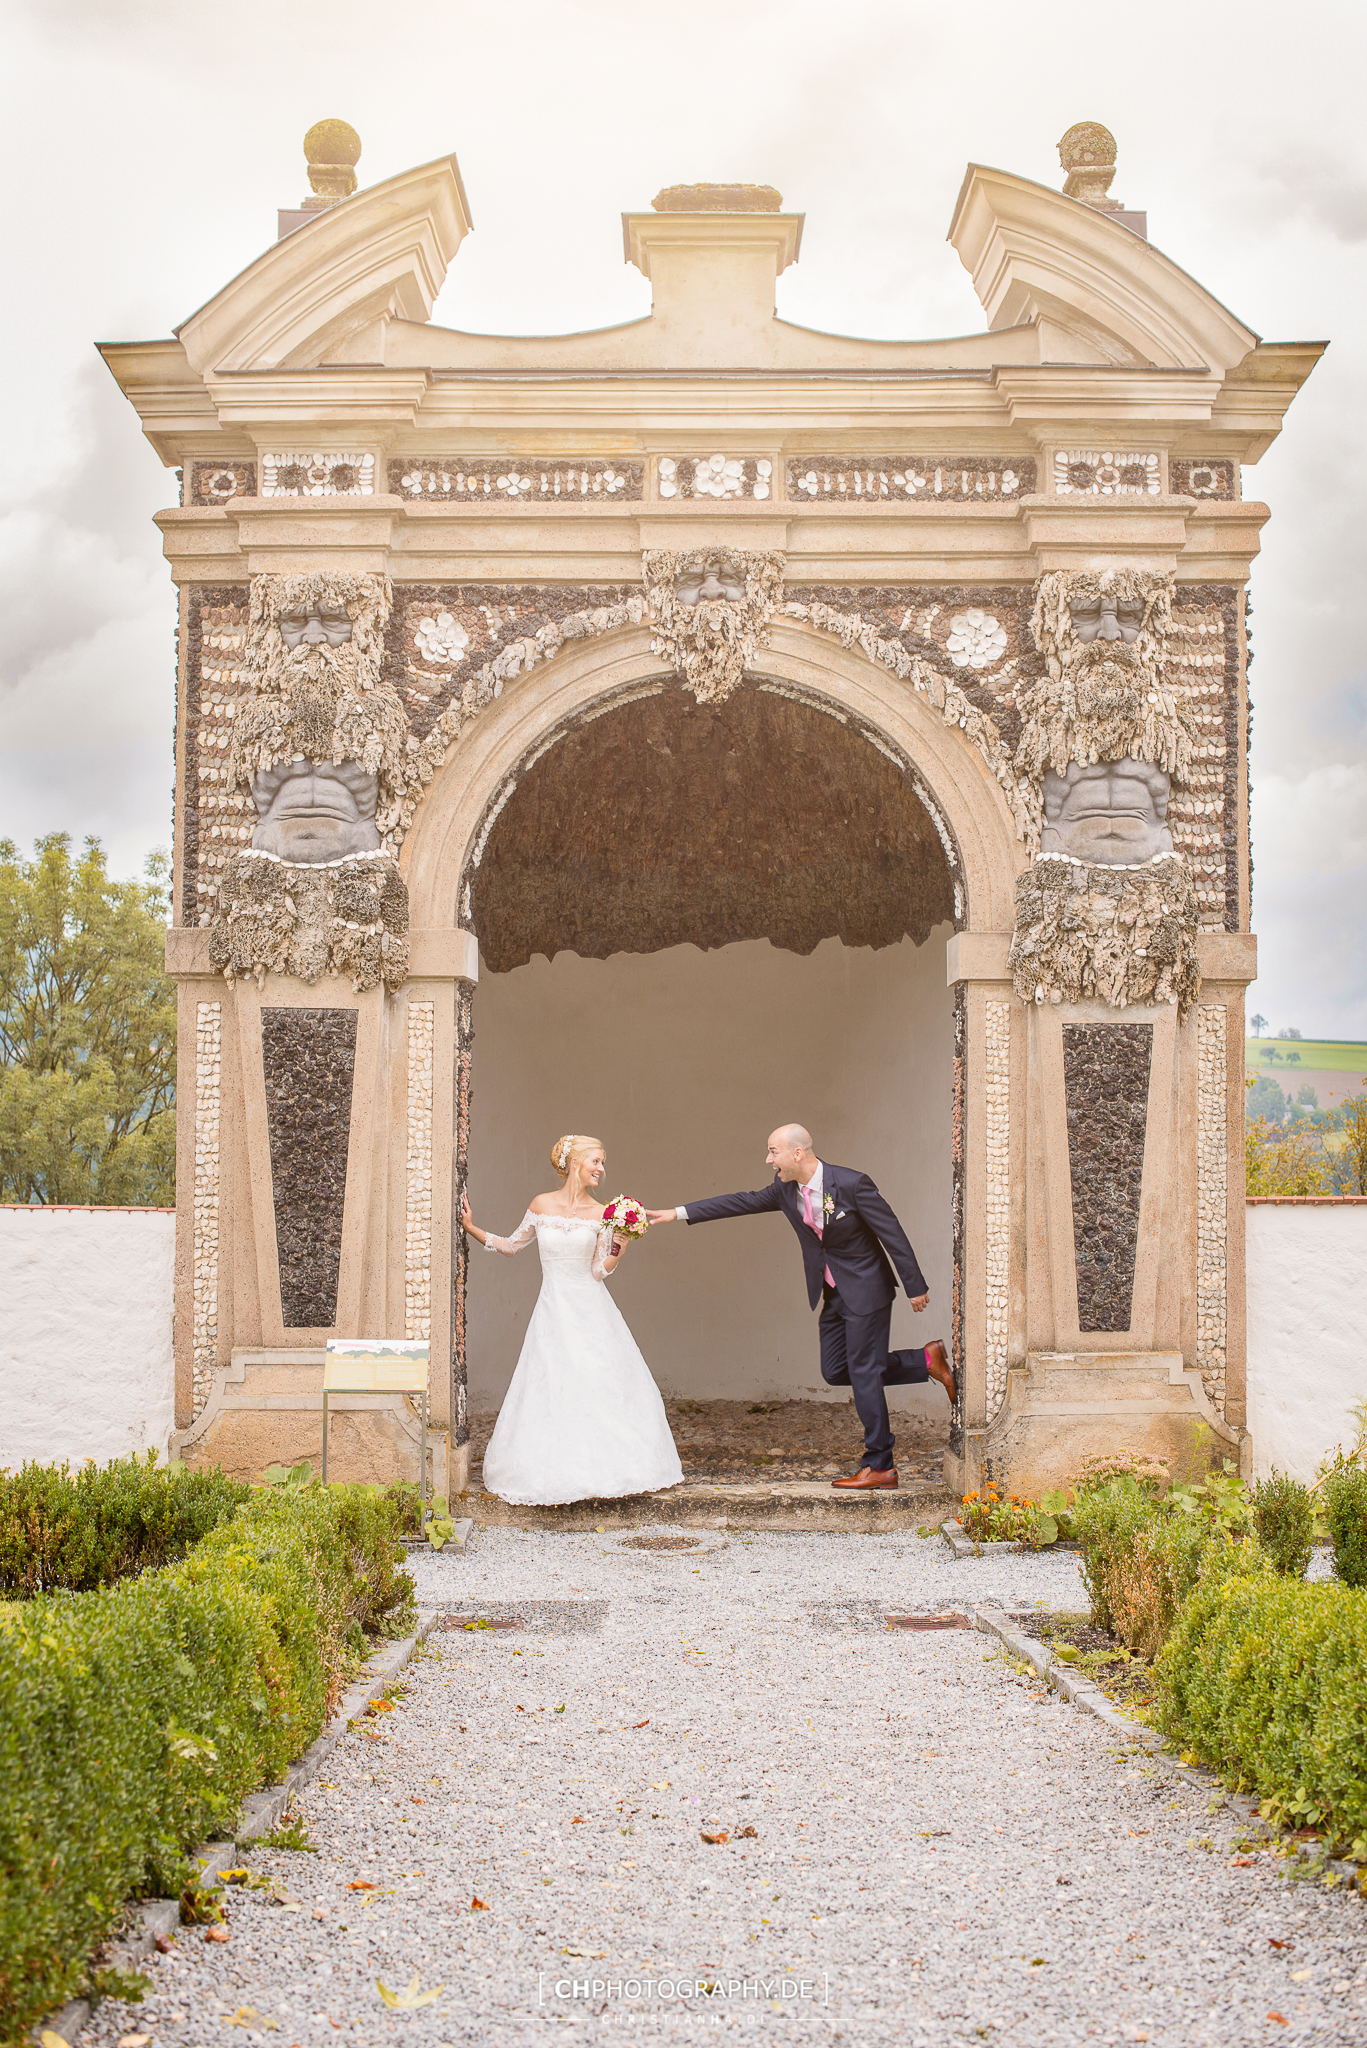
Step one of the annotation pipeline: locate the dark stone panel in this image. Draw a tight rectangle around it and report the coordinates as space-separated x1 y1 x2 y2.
387 458 644 502
784 456 1038 502
190 460 258 506
1170 457 1237 502
469 685 955 970
261 1008 358 1329
1063 1022 1152 1333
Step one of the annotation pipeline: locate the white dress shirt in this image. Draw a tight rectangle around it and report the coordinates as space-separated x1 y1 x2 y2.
676 1162 822 1224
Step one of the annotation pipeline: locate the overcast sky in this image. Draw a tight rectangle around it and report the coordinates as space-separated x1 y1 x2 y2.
2 0 1364 1034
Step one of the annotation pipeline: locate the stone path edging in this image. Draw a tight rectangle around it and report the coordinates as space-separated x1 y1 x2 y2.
941 1517 1021 1558
33 1613 439 2048
970 1602 1364 1893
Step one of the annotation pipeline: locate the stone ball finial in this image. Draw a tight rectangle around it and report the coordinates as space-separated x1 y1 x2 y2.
1057 121 1119 209
302 120 361 210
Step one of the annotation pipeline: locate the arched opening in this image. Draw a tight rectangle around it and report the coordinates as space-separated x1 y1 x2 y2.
460 677 961 1478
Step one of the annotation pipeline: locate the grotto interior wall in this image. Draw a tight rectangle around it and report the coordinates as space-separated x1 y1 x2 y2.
463 929 955 1415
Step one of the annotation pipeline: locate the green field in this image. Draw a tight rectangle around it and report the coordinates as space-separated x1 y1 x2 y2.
1245 1038 1367 1072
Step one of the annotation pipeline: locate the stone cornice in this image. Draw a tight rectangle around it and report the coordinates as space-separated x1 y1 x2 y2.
153 490 1270 587
110 356 1315 469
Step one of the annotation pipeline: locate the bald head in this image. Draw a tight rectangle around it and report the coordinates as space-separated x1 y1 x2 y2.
766 1124 816 1181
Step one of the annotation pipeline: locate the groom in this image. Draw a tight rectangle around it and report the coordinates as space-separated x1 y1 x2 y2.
647 1125 955 1490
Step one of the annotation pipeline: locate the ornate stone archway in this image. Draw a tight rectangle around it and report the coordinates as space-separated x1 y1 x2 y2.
104 127 1321 1492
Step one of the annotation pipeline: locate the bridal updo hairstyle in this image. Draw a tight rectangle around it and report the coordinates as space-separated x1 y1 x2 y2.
550 1134 605 1180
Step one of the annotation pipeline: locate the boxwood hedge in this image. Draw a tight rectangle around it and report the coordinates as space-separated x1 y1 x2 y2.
0 1453 249 1594
0 1482 414 2044
1154 1570 1367 1853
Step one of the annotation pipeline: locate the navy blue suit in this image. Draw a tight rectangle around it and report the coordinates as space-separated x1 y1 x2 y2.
682 1164 931 1470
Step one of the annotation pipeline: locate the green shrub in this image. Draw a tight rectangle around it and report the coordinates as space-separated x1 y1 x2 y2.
1154 1572 1367 1852
1251 1470 1314 1578
1070 1476 1260 1656
1322 1463 1367 1588
1071 1478 1163 1636
0 1453 248 1595
0 1483 412 2042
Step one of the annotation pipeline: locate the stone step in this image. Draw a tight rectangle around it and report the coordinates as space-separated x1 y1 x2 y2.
455 1480 957 1533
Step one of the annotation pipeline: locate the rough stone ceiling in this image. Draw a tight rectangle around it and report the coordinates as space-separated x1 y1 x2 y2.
471 686 954 973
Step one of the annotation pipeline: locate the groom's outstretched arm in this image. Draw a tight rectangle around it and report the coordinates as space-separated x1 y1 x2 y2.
852 1172 929 1300
648 1182 784 1226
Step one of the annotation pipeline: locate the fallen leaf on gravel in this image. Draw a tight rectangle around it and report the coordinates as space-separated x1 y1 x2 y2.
651 1780 670 1790
1229 1857 1255 1868
736 1826 758 1839
561 1947 607 1959
471 1896 490 1910
40 2034 70 2048
203 1926 230 1943
153 1932 174 1953
1267 2016 1288 2027
633 1719 650 1728
701 1831 729 1845
346 1881 376 1891
226 2012 278 2033
1268 1939 1291 1949
1127 1830 1150 1838
377 1975 442 2011
366 1698 395 1715
219 1869 251 1885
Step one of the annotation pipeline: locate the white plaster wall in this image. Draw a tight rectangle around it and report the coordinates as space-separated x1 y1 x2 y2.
465 930 955 1428
1246 1201 1367 1481
0 1206 175 1469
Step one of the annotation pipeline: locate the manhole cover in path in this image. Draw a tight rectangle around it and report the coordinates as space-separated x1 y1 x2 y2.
885 1612 970 1631
441 1614 523 1631
621 1535 703 1552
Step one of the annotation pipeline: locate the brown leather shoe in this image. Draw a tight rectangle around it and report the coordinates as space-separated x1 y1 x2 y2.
924 1338 957 1405
831 1466 898 1490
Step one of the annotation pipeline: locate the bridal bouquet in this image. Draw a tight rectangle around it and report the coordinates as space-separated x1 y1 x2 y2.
600 1195 649 1241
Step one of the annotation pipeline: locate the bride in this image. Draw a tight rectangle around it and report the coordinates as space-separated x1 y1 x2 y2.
462 1133 684 1505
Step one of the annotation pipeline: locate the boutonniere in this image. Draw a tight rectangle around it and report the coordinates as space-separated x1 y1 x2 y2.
823 1194 835 1217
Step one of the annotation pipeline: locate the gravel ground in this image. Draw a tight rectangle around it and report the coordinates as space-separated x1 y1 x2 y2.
80 1530 1365 2048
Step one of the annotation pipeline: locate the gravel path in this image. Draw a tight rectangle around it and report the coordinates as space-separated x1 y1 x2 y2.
80 1530 1365 2048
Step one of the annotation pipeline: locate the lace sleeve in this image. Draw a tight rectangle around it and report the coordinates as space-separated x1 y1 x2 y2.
483 1209 538 1257
591 1224 618 1282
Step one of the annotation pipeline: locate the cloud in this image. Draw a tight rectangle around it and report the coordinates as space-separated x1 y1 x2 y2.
1254 763 1367 879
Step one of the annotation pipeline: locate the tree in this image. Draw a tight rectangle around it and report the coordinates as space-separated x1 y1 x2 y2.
1332 1083 1367 1198
1246 1073 1287 1124
0 835 175 1204
1249 1012 1269 1037
1246 1115 1331 1196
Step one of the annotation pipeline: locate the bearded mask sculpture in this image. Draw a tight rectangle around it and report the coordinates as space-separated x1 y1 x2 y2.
211 571 412 992
1008 568 1200 1016
643 547 784 705
227 572 413 855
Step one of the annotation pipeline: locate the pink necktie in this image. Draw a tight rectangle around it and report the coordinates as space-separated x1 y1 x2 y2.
802 1183 835 1289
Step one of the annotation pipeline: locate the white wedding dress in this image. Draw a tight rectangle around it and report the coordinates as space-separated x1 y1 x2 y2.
478 1212 685 1505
